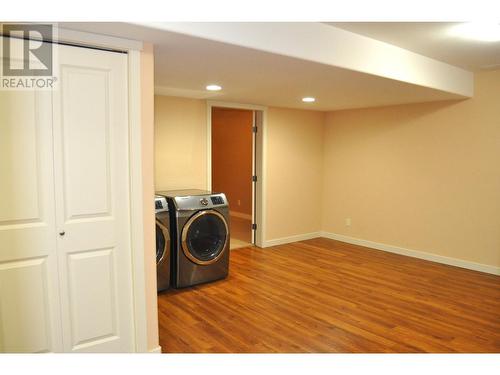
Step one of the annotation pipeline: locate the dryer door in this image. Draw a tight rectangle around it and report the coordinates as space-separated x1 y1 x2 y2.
181 210 229 265
156 220 169 264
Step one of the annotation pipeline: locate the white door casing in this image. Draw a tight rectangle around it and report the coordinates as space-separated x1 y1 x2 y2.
0 35 142 353
51 44 134 352
206 101 267 248
254 110 265 247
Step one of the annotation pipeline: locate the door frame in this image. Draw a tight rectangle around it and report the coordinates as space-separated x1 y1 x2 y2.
51 28 151 352
206 101 267 248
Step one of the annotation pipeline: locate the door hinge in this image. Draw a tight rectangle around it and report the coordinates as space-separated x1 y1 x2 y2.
252 126 258 133
252 223 257 230
252 175 257 182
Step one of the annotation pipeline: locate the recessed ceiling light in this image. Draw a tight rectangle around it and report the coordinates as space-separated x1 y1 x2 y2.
448 22 500 42
302 97 316 103
206 84 222 91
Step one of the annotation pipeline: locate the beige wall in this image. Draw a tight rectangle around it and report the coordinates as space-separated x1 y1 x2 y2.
154 96 325 242
154 96 207 191
265 107 325 240
322 69 500 268
154 70 500 271
140 44 159 352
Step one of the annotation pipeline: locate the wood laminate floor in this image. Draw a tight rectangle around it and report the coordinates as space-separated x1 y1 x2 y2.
229 215 253 249
157 238 500 353
230 215 252 242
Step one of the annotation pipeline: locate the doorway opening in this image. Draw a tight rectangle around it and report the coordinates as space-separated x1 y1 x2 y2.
208 103 265 249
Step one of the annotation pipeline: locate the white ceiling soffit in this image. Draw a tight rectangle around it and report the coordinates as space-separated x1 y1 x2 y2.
139 22 473 98
328 22 500 72
150 33 468 111
58 22 474 111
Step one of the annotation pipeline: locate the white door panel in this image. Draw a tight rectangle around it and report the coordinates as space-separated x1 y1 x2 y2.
60 67 112 220
0 92 40 223
0 88 63 352
67 247 118 350
52 44 133 353
0 257 52 352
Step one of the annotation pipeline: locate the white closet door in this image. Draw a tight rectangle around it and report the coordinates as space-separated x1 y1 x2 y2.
0 86 63 351
52 44 134 352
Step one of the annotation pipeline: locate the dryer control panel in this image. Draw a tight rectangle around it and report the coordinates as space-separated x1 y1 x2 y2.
154 196 169 213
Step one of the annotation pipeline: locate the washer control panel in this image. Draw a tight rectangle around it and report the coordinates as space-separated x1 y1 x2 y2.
210 196 225 205
171 193 227 211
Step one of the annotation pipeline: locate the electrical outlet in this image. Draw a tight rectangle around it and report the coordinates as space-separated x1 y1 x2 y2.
345 218 351 227
237 199 241 206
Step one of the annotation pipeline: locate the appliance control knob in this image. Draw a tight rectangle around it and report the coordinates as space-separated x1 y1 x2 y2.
200 198 209 206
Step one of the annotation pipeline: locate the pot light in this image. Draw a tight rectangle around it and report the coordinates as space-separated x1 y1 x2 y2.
448 22 500 42
206 84 222 91
302 97 316 103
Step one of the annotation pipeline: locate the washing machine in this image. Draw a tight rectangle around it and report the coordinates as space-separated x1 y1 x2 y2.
156 189 230 288
155 195 170 292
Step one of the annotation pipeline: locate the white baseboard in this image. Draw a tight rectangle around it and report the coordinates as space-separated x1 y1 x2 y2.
263 232 321 248
230 210 252 220
320 231 500 276
149 346 162 353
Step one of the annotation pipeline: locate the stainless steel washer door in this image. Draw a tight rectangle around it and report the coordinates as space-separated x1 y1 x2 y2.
181 210 228 265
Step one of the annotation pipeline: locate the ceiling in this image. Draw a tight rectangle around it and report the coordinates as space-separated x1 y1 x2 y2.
58 22 490 111
329 22 500 71
151 30 463 111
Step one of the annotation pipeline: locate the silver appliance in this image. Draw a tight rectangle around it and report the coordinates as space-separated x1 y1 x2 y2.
156 189 230 288
155 195 170 292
